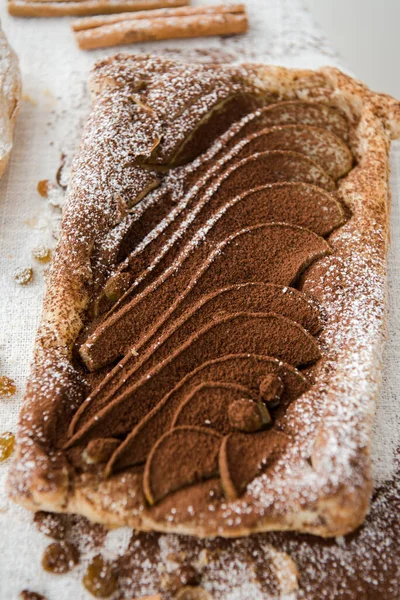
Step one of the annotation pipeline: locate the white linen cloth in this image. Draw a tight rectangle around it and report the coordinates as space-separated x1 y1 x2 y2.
0 0 399 597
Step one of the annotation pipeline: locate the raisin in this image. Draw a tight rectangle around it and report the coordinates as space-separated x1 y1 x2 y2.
82 554 118 598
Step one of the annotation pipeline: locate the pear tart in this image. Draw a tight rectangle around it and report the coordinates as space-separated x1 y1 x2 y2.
9 54 400 538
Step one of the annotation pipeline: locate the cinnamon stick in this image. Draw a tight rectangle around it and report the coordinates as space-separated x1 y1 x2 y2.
72 3 246 31
8 0 189 18
73 5 248 50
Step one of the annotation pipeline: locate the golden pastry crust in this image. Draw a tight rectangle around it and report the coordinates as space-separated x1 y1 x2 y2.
0 23 21 179
8 54 400 538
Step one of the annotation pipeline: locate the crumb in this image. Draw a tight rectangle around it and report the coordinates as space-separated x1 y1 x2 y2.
0 376 16 397
14 267 33 285
32 245 51 263
37 179 50 198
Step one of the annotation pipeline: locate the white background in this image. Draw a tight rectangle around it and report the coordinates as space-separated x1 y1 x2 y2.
305 0 400 98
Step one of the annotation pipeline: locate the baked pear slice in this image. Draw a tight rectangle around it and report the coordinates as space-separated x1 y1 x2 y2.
243 100 350 142
132 282 323 377
72 285 319 442
171 381 256 435
91 180 342 319
222 151 335 193
80 283 321 432
234 125 353 180
71 312 320 455
92 283 322 403
94 101 347 272
80 224 330 371
85 355 309 475
143 426 222 505
219 429 289 501
162 93 263 167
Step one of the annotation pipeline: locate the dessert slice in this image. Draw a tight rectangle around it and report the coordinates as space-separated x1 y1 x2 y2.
10 55 400 540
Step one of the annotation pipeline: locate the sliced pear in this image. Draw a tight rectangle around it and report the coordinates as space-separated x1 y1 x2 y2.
102 354 308 474
91 103 347 305
71 336 308 448
91 180 340 318
140 84 260 166
71 312 320 461
242 100 350 142
92 146 337 321
165 93 263 167
84 283 321 419
132 283 323 379
171 381 255 434
233 125 353 180
195 224 330 298
157 85 264 166
143 426 222 505
139 181 342 299
80 224 329 371
221 151 335 193
219 429 289 500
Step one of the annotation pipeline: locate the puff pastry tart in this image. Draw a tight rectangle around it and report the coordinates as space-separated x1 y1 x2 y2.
9 54 400 538
0 23 20 179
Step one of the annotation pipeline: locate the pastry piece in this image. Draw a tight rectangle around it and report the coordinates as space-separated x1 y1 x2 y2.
8 0 189 18
9 55 400 541
0 24 21 179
